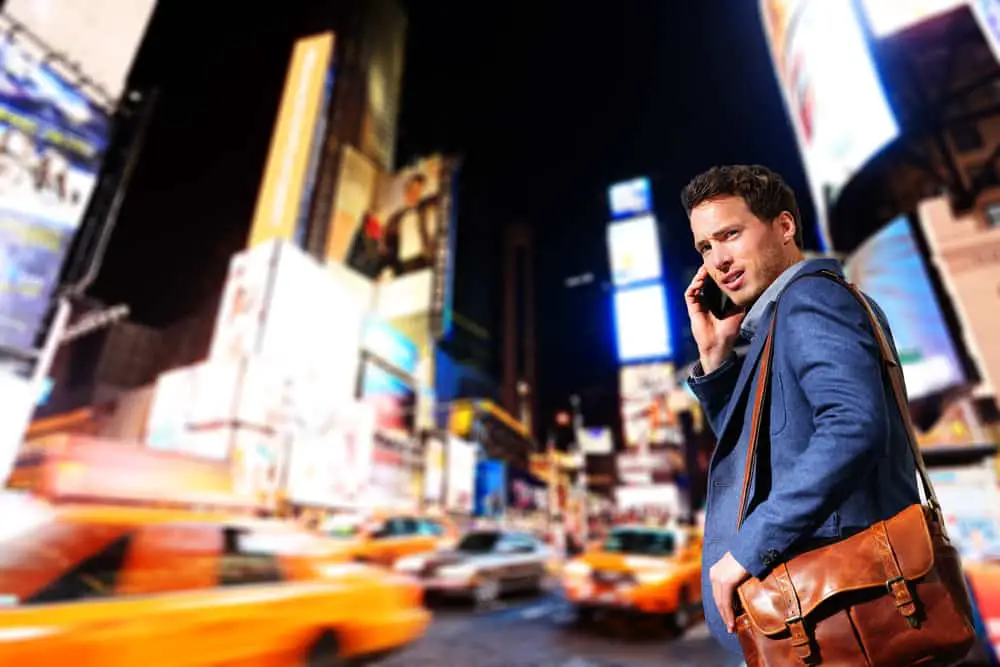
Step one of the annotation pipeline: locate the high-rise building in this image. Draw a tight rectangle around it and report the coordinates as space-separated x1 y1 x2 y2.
501 222 538 436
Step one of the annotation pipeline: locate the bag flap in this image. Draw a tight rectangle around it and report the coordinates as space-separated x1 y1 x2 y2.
737 505 935 636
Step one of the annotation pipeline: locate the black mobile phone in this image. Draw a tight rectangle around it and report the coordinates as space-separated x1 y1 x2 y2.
699 274 738 319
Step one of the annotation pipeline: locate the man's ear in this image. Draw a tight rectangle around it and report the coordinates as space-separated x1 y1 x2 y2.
777 211 797 246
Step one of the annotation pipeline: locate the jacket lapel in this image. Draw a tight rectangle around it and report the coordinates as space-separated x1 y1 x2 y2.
711 304 776 464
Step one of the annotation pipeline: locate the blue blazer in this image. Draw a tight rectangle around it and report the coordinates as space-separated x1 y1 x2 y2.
688 259 920 654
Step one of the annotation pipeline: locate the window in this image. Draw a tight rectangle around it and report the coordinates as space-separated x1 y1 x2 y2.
498 534 536 554
371 518 418 539
218 527 283 587
418 520 444 537
26 535 131 604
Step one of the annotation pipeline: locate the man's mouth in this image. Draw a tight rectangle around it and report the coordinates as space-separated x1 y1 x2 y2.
721 270 745 290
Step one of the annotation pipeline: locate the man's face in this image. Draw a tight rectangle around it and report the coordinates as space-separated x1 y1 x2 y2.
404 180 424 207
690 196 795 307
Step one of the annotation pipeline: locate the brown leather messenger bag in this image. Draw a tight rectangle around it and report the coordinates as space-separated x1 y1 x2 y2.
733 271 976 667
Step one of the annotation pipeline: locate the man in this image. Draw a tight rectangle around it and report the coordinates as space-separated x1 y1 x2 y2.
681 165 919 655
380 172 437 277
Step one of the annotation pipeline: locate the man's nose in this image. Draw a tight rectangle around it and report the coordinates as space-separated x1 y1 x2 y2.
707 248 733 272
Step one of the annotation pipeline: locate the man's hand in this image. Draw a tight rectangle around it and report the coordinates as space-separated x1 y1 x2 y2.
684 266 744 374
709 551 750 633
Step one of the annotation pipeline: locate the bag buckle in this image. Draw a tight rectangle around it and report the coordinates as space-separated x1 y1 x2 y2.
885 576 904 593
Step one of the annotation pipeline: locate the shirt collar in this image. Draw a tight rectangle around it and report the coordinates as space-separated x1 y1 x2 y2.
739 259 810 341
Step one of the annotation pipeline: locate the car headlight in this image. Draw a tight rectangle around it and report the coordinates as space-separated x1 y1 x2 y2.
436 564 477 580
563 561 592 577
635 570 672 585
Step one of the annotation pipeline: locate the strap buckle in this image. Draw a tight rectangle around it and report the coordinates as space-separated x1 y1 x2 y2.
885 575 904 593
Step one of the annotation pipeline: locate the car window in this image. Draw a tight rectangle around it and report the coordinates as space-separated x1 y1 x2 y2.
603 529 675 556
372 517 417 539
25 534 132 605
457 532 500 553
218 527 283 587
497 535 535 554
119 523 222 596
418 520 444 537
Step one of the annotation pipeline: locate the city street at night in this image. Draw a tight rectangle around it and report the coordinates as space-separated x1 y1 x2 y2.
377 595 739 667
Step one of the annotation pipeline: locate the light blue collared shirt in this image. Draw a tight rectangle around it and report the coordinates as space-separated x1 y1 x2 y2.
739 259 809 341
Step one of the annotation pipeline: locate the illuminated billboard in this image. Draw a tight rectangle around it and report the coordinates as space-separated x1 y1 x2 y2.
607 214 663 287
971 0 1000 64
613 283 672 362
860 0 967 37
620 362 685 448
0 31 111 351
325 147 457 330
247 32 336 249
844 216 966 399
759 0 899 249
608 177 652 218
5 0 156 100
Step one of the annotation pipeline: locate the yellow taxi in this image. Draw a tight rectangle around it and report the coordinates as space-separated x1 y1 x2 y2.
0 439 430 665
561 524 702 634
320 512 459 568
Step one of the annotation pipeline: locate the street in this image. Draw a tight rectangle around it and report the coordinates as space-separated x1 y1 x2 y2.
376 592 741 667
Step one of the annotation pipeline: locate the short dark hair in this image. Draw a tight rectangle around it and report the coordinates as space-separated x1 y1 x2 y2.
680 164 804 249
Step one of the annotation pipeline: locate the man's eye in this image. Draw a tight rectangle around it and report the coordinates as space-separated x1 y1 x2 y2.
725 229 739 239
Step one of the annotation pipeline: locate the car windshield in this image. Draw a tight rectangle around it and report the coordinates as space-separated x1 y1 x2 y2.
603 529 675 556
456 532 500 553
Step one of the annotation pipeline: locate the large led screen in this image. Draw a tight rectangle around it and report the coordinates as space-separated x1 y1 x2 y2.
613 283 671 363
0 35 111 351
607 215 663 287
760 0 899 246
608 177 652 218
844 216 966 399
860 0 967 37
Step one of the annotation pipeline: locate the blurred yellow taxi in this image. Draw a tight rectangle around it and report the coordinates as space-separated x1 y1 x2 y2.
0 494 430 665
561 524 702 634
320 512 459 568
0 439 430 665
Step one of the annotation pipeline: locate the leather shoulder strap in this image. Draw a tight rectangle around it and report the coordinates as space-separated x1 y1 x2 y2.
735 270 941 532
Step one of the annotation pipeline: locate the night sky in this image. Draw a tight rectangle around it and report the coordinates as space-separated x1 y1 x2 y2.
91 0 816 434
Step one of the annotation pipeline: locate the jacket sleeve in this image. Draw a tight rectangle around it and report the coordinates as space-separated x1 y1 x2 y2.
729 276 889 579
687 353 744 438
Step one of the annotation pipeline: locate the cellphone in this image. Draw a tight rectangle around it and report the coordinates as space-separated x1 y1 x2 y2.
699 274 739 319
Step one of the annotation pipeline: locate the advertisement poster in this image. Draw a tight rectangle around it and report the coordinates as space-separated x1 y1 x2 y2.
506 467 546 513
759 0 898 248
475 459 506 518
210 241 275 363
423 434 445 503
929 466 1000 561
620 363 684 448
5 0 157 100
844 216 966 399
861 0 968 37
613 283 672 362
0 36 110 351
325 148 453 320
284 400 377 508
971 0 1000 64
445 436 476 513
576 426 614 455
360 359 416 438
247 32 335 249
607 214 662 287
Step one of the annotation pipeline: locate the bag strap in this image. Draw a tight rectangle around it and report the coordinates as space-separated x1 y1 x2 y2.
735 270 943 532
